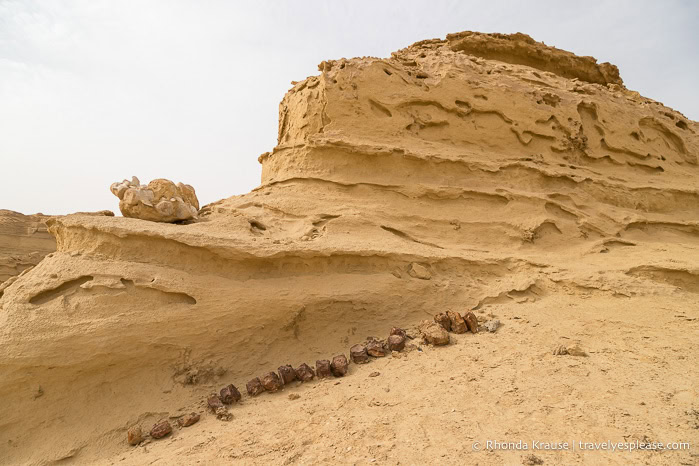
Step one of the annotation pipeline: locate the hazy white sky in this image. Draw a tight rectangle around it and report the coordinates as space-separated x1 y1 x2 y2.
1 0 697 215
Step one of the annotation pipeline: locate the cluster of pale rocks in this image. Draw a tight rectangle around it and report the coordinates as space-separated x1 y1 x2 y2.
127 313 500 445
110 177 199 223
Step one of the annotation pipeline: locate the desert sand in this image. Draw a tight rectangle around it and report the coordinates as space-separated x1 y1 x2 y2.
0 31 698 465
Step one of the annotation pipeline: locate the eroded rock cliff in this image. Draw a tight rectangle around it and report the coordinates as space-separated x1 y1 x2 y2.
1 32 697 463
0 210 55 287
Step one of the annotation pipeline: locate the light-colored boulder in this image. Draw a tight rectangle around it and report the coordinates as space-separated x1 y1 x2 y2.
110 176 199 223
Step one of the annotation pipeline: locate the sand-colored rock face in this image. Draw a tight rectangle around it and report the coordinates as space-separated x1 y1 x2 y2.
0 210 114 292
0 210 55 286
446 31 623 85
1 32 698 463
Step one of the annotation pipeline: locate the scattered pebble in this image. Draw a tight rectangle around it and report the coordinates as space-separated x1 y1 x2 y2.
553 344 587 357
261 371 283 392
463 311 479 333
150 420 172 440
447 310 467 334
246 377 265 396
366 339 388 357
207 394 224 412
350 344 370 364
331 354 349 376
567 345 588 357
419 320 450 345
216 408 233 421
315 359 331 378
127 426 143 446
434 312 452 331
296 363 315 382
408 262 431 280
369 371 380 377
483 319 500 333
387 334 406 351
523 453 544 465
278 365 298 385
220 384 241 404
288 393 300 400
177 412 200 427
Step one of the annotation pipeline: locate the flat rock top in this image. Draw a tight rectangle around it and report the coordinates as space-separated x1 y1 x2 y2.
443 31 622 85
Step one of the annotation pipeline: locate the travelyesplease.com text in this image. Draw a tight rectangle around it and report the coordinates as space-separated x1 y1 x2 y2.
470 439 690 452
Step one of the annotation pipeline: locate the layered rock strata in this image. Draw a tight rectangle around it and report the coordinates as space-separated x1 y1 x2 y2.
0 210 55 285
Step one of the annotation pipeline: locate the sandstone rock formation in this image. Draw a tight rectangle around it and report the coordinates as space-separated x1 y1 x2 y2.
110 176 200 222
445 31 622 85
1 31 698 464
0 210 55 286
0 210 115 292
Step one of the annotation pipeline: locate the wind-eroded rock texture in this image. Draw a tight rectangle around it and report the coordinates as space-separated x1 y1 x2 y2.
0 210 115 291
0 210 55 285
0 31 697 464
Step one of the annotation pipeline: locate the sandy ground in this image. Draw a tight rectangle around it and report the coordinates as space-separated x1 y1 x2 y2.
85 292 699 466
